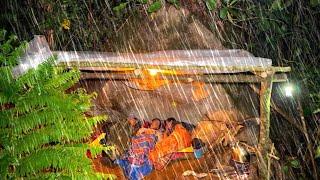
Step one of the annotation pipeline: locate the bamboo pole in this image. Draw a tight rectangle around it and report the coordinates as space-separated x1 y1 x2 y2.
258 71 274 179
58 61 291 73
249 84 305 133
80 72 288 83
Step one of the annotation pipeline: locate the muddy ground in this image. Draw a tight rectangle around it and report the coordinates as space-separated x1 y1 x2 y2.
92 148 258 180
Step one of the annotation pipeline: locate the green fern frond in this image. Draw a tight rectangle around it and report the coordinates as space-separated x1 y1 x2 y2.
0 67 17 102
0 109 13 128
44 69 80 91
14 94 74 115
8 103 91 133
0 37 113 178
16 56 56 86
84 115 107 129
72 143 115 158
0 34 26 66
0 92 9 105
0 128 10 147
0 154 10 179
16 147 93 177
11 115 106 155
27 172 116 180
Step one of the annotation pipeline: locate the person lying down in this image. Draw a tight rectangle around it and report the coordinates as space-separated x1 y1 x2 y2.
149 118 192 170
101 117 192 180
115 118 162 180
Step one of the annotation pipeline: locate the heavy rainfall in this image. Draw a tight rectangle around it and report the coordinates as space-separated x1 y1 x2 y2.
0 0 319 180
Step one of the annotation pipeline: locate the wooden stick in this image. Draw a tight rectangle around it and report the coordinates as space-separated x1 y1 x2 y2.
80 72 288 83
57 61 291 73
268 154 280 161
267 144 275 179
258 71 274 179
297 98 319 179
249 84 305 133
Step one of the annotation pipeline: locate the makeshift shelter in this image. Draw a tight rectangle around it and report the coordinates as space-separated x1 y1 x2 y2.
18 36 290 179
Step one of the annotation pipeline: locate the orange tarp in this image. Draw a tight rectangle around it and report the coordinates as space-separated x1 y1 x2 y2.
149 124 191 163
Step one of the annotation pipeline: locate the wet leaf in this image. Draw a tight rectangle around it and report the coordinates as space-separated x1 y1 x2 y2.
219 7 228 20
113 2 128 13
271 0 284 10
147 1 162 13
229 0 238 6
167 0 180 8
315 145 320 158
290 159 300 168
227 13 233 23
138 0 148 4
282 165 289 173
228 8 239 18
205 0 217 11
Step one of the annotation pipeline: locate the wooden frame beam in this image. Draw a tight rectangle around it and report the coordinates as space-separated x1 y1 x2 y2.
58 62 291 73
80 72 288 83
258 71 274 179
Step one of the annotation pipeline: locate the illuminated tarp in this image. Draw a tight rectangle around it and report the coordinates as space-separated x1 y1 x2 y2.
13 35 274 76
55 49 272 74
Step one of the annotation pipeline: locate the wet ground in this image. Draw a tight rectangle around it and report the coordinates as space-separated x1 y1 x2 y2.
92 151 258 179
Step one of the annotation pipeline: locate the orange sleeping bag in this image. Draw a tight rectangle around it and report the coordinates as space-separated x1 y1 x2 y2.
149 124 191 163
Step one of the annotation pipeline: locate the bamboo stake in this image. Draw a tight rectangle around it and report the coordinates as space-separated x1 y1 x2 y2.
249 84 305 133
57 61 291 73
80 72 288 83
258 71 274 179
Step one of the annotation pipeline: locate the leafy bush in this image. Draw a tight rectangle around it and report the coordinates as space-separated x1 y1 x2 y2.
214 0 319 178
216 0 320 114
0 30 114 179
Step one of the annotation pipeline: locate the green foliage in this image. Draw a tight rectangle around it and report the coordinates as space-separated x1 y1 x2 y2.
219 1 319 177
214 0 241 23
138 0 148 4
113 2 129 16
0 32 111 179
167 0 180 8
219 0 320 115
282 157 301 176
0 29 26 67
205 0 217 11
219 7 228 20
315 145 320 158
289 159 301 169
1 0 187 50
147 1 163 13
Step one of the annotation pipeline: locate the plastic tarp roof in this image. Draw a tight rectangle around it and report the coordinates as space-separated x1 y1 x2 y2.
13 35 272 76
55 49 272 67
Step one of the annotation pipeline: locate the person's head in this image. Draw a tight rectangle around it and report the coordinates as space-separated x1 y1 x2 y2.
150 118 161 130
127 116 139 127
165 117 177 131
192 138 205 149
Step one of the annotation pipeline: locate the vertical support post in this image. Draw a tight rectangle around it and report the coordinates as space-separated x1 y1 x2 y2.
258 71 274 179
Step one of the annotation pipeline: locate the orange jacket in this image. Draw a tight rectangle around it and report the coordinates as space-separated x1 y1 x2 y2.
149 124 191 163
